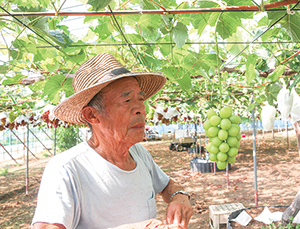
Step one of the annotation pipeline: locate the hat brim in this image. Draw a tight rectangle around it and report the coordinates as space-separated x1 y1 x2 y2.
53 72 166 124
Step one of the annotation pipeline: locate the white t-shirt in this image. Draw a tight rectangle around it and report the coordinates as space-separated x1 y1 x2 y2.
32 142 169 229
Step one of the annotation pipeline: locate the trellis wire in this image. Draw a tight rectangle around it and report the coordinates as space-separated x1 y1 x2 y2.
224 1 300 67
1 3 299 17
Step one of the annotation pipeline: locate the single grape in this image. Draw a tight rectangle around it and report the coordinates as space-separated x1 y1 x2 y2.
229 115 241 124
218 129 228 140
220 106 232 119
209 115 221 127
236 133 242 141
209 144 219 154
228 126 239 137
217 152 228 162
220 119 231 130
209 153 218 162
208 126 220 137
211 136 222 147
203 120 212 130
231 124 241 132
207 109 217 119
227 156 236 164
228 147 238 157
227 136 238 147
219 142 230 153
217 161 227 170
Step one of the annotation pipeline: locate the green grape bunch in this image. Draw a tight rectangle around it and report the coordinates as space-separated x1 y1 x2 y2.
203 106 241 170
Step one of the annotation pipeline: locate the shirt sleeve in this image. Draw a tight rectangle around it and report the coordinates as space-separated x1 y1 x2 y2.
31 158 81 229
132 143 170 195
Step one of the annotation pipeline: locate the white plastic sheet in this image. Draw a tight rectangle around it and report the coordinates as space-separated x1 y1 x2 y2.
261 105 276 130
291 89 300 123
293 211 300 223
231 210 252 226
254 206 283 225
277 87 293 120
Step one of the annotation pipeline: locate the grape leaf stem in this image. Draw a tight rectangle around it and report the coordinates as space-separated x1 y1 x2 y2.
215 12 223 108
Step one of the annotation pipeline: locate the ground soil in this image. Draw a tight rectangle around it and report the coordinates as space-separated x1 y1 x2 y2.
0 130 300 228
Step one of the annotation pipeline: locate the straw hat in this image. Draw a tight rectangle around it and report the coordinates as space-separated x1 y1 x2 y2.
53 53 166 124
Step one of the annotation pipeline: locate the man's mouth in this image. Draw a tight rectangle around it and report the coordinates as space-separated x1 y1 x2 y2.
131 123 145 129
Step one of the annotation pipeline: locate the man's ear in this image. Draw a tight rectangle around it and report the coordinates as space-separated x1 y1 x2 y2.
82 106 100 124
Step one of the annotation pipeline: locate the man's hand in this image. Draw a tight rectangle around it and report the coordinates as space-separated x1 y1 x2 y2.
159 179 193 229
166 194 192 229
108 219 184 228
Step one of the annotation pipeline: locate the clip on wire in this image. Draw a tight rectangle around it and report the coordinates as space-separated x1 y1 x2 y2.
287 8 295 15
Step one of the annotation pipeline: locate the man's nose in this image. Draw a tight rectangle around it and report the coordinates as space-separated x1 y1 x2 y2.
133 101 146 115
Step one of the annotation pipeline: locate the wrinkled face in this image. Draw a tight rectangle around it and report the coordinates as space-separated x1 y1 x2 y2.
97 77 146 145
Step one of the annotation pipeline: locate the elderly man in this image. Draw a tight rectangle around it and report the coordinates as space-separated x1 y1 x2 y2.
31 53 192 229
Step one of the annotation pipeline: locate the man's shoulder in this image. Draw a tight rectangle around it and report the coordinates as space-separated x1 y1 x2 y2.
46 141 90 169
130 143 147 155
130 143 154 164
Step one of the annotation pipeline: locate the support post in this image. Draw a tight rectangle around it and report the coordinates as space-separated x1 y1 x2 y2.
76 125 79 145
54 128 57 156
247 126 250 140
252 94 258 207
286 120 289 149
294 120 300 156
26 123 29 195
205 134 207 158
226 163 229 189
194 122 201 156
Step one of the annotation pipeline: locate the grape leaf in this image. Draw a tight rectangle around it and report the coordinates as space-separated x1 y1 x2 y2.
29 80 45 93
91 18 113 41
171 22 188 49
42 75 73 104
216 13 241 40
246 54 257 84
268 65 285 82
289 74 300 90
226 33 245 56
284 13 300 42
176 73 192 92
87 0 112 11
2 74 26 85
190 13 210 36
0 65 9 74
12 39 37 55
266 82 282 105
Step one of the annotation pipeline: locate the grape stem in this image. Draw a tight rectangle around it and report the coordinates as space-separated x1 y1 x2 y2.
214 12 223 108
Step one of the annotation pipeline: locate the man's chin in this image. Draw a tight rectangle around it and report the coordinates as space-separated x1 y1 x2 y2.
132 134 145 144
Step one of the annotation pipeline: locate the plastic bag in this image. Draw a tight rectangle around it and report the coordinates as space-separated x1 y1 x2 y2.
291 89 300 123
277 87 293 120
261 105 276 131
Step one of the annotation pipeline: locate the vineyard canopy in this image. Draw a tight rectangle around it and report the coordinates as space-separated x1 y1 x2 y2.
0 0 300 124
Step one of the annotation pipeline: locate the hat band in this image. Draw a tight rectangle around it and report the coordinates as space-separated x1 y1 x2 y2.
105 67 130 79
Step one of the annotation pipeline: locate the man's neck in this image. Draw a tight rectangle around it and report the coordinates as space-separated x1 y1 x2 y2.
87 137 136 171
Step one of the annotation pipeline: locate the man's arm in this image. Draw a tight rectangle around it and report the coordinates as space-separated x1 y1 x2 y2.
159 179 193 229
282 189 300 226
32 222 66 229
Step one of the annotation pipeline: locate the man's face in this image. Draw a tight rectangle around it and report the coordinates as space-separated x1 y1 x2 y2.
97 77 146 146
